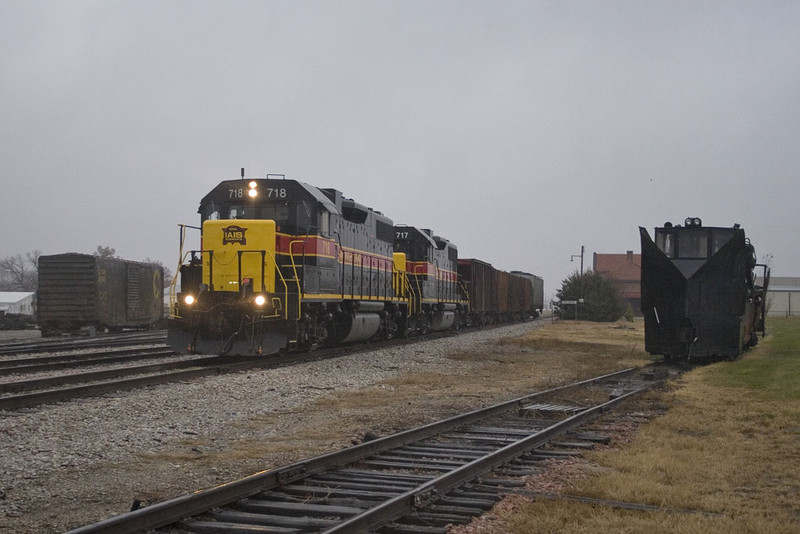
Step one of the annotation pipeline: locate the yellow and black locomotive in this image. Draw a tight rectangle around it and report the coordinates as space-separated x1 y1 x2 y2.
167 174 469 355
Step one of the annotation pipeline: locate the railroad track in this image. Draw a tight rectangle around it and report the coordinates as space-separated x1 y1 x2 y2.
0 326 482 412
0 338 429 412
0 330 167 356
0 352 289 412
0 346 176 375
65 365 673 534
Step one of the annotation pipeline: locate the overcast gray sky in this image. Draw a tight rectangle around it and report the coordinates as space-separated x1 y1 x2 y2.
2 0 798 300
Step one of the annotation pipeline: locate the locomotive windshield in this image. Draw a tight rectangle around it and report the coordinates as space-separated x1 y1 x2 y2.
201 200 291 223
198 179 333 235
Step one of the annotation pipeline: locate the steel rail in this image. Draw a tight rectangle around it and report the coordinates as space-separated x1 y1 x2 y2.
0 355 227 394
64 366 642 534
0 347 174 373
0 356 278 412
0 331 167 356
0 329 475 413
326 384 647 532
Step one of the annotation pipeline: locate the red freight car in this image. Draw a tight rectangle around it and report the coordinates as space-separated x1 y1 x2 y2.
458 260 543 324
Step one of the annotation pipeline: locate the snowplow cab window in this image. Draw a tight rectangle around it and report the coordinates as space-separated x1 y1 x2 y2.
678 229 708 259
656 231 675 258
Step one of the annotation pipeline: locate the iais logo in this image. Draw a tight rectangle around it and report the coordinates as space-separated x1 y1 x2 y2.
222 225 247 245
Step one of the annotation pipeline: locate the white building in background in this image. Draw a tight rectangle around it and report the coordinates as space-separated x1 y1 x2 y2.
0 292 35 315
767 277 800 317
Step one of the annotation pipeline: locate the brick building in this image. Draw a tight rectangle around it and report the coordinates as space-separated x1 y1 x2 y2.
593 251 641 316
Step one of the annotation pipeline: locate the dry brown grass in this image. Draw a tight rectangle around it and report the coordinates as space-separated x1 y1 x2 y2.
486 318 800 534
180 320 655 466
323 320 653 416
290 323 649 450
507 319 645 351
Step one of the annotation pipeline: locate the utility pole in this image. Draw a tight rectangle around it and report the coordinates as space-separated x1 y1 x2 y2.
571 245 585 298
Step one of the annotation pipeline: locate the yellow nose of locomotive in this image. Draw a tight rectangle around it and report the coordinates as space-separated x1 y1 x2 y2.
202 219 277 293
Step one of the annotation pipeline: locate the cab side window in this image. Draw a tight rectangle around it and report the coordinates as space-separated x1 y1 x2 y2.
320 211 330 236
202 202 220 222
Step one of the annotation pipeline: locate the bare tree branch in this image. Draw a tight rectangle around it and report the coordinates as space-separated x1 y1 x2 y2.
0 252 38 291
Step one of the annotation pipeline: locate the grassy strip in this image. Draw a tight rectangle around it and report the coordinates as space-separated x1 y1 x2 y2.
710 318 800 402
495 317 800 534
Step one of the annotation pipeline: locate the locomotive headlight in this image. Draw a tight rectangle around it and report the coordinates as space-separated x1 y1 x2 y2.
254 294 267 306
184 295 195 305
248 181 258 198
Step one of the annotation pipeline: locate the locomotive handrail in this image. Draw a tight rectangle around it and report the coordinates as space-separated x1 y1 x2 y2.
361 253 366 299
392 266 406 298
333 232 345 300
170 247 292 321
168 252 187 319
288 237 310 294
407 275 418 315
389 262 414 315
169 224 201 319
398 273 415 317
286 240 306 320
407 267 425 316
168 250 195 319
267 249 291 320
232 248 292 320
169 248 211 319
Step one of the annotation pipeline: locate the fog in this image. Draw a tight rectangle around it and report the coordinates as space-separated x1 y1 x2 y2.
2 1 798 300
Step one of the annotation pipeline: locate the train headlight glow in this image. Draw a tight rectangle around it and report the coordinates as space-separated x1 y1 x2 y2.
248 181 258 198
254 294 267 306
184 295 195 305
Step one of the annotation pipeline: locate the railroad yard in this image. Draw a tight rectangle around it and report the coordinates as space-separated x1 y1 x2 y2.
1 318 798 533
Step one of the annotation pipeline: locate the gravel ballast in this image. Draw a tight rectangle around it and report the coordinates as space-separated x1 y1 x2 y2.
0 322 545 534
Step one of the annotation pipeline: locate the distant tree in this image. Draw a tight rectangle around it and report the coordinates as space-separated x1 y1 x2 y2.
555 270 624 322
94 245 118 258
624 303 635 322
0 250 41 291
142 258 173 288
